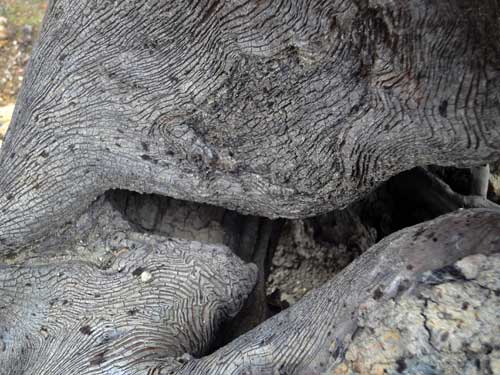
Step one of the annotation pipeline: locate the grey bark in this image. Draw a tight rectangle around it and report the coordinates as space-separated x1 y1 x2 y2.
1 0 500 248
109 190 282 338
1 0 500 373
0 197 259 375
470 164 490 198
176 208 500 374
1 207 499 374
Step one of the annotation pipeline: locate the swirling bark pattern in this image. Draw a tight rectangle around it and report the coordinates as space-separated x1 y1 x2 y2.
2 206 499 374
0 230 257 374
0 0 499 248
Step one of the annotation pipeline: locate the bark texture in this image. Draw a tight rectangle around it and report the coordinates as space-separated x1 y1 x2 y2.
1 0 500 248
0 196 259 375
108 190 282 338
176 209 500 374
1 207 499 374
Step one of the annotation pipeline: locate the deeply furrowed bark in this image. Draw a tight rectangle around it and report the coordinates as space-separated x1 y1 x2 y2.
1 0 499 371
0 196 260 375
1 0 499 248
1 207 498 374
108 190 282 338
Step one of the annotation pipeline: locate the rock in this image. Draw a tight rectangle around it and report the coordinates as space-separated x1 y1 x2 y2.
267 208 377 305
455 254 486 280
491 351 500 375
21 24 33 44
140 270 153 283
331 253 500 375
491 174 500 196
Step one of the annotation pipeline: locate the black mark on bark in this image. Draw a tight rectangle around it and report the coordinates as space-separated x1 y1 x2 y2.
80 325 93 335
439 100 448 118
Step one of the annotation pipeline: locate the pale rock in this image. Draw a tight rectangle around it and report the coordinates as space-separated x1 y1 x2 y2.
491 350 500 375
0 17 9 41
455 254 486 280
141 270 153 283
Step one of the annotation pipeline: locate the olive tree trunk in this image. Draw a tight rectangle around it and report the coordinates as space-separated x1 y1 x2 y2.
1 206 498 374
1 0 499 249
0 0 499 374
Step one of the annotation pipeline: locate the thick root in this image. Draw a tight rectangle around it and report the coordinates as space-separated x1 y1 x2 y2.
176 209 500 374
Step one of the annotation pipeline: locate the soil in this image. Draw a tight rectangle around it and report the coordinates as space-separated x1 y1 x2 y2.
0 2 46 142
0 20 34 105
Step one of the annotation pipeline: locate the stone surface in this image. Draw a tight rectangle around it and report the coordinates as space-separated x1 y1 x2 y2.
331 253 500 375
267 205 377 305
0 17 9 41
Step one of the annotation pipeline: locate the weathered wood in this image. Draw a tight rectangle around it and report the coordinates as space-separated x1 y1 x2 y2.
1 0 499 248
0 197 258 375
176 209 500 374
1 208 498 374
108 190 283 338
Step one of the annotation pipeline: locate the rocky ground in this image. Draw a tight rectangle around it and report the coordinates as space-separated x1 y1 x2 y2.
267 204 378 306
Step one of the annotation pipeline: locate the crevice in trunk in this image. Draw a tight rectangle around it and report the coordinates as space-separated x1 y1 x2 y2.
106 189 284 348
1 164 498 366
265 164 500 307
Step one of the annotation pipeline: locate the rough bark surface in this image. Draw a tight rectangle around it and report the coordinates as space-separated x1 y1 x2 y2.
108 190 282 338
1 0 499 372
1 0 500 248
2 208 499 374
176 209 500 374
0 197 258 375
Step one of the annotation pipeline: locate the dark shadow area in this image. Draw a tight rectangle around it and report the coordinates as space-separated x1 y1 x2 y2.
266 164 499 307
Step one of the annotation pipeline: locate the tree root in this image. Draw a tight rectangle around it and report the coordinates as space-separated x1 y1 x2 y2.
1 206 499 374
392 167 499 216
176 208 500 374
0 203 258 374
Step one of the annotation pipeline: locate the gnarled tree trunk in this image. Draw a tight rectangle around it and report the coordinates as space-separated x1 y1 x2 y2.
1 205 498 374
0 0 499 248
0 0 499 374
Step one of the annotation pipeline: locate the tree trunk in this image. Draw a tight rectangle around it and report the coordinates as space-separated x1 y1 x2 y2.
1 207 498 374
1 1 499 374
1 0 499 248
177 208 500 374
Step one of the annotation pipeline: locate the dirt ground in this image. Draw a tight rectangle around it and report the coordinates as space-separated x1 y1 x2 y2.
267 207 378 306
0 1 47 142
